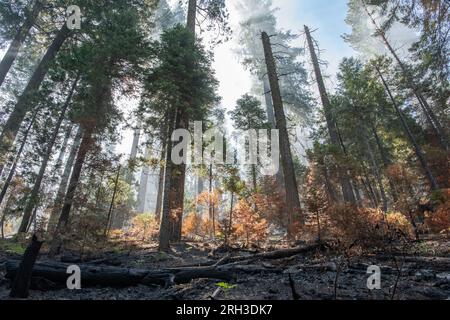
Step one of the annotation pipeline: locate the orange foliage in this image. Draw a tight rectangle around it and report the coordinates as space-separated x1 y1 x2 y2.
231 199 268 247
326 205 415 247
425 189 450 235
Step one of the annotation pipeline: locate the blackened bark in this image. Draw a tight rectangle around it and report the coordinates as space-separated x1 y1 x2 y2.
49 129 93 256
159 112 176 252
9 234 43 298
262 31 303 237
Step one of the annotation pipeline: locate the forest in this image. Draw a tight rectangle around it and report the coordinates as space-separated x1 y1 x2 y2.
0 0 448 301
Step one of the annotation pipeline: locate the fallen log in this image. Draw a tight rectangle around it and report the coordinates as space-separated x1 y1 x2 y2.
5 259 234 288
222 242 325 264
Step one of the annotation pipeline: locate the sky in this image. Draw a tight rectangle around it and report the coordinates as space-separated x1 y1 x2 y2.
117 0 358 157
0 1 415 159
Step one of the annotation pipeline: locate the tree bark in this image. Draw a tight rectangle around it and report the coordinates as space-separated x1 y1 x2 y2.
53 123 73 174
18 74 79 234
137 144 150 213
304 25 356 204
105 165 121 236
0 24 71 160
263 79 285 190
49 129 93 256
155 138 166 221
158 112 176 252
6 259 234 288
125 122 141 184
374 65 440 191
262 31 303 236
47 126 83 231
9 234 43 298
0 0 44 87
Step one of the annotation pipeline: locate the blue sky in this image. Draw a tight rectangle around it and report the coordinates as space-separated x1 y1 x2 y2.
274 0 356 80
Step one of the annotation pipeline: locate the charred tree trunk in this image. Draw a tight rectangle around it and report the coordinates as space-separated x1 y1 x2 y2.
49 129 93 256
262 31 303 237
47 126 83 231
169 111 187 243
18 75 79 234
263 79 285 190
166 0 197 243
374 65 440 191
158 112 177 252
0 0 44 87
0 24 71 160
9 234 43 298
304 25 356 204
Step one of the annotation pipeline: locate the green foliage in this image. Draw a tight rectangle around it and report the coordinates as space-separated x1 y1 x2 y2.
229 94 269 130
139 24 220 126
0 239 26 254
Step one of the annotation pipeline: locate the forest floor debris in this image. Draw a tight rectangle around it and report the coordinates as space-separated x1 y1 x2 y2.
0 237 449 300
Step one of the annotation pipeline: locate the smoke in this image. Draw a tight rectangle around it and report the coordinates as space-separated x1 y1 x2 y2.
344 1 419 61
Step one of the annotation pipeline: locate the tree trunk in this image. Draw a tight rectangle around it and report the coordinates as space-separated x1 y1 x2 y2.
371 124 398 202
225 192 234 246
0 111 38 207
158 112 176 252
374 65 440 191
49 129 93 256
322 161 337 203
18 75 79 234
125 122 141 184
187 0 197 34
168 112 188 243
262 31 303 237
263 79 285 190
363 173 379 208
155 140 166 221
53 123 73 174
0 0 44 87
9 234 43 298
362 129 388 212
105 165 121 236
166 0 197 243
362 1 448 150
0 24 71 160
6 260 234 288
137 144 150 213
47 126 83 231
304 25 356 204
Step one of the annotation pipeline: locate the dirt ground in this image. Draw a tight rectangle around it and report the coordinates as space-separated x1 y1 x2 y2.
0 237 449 300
